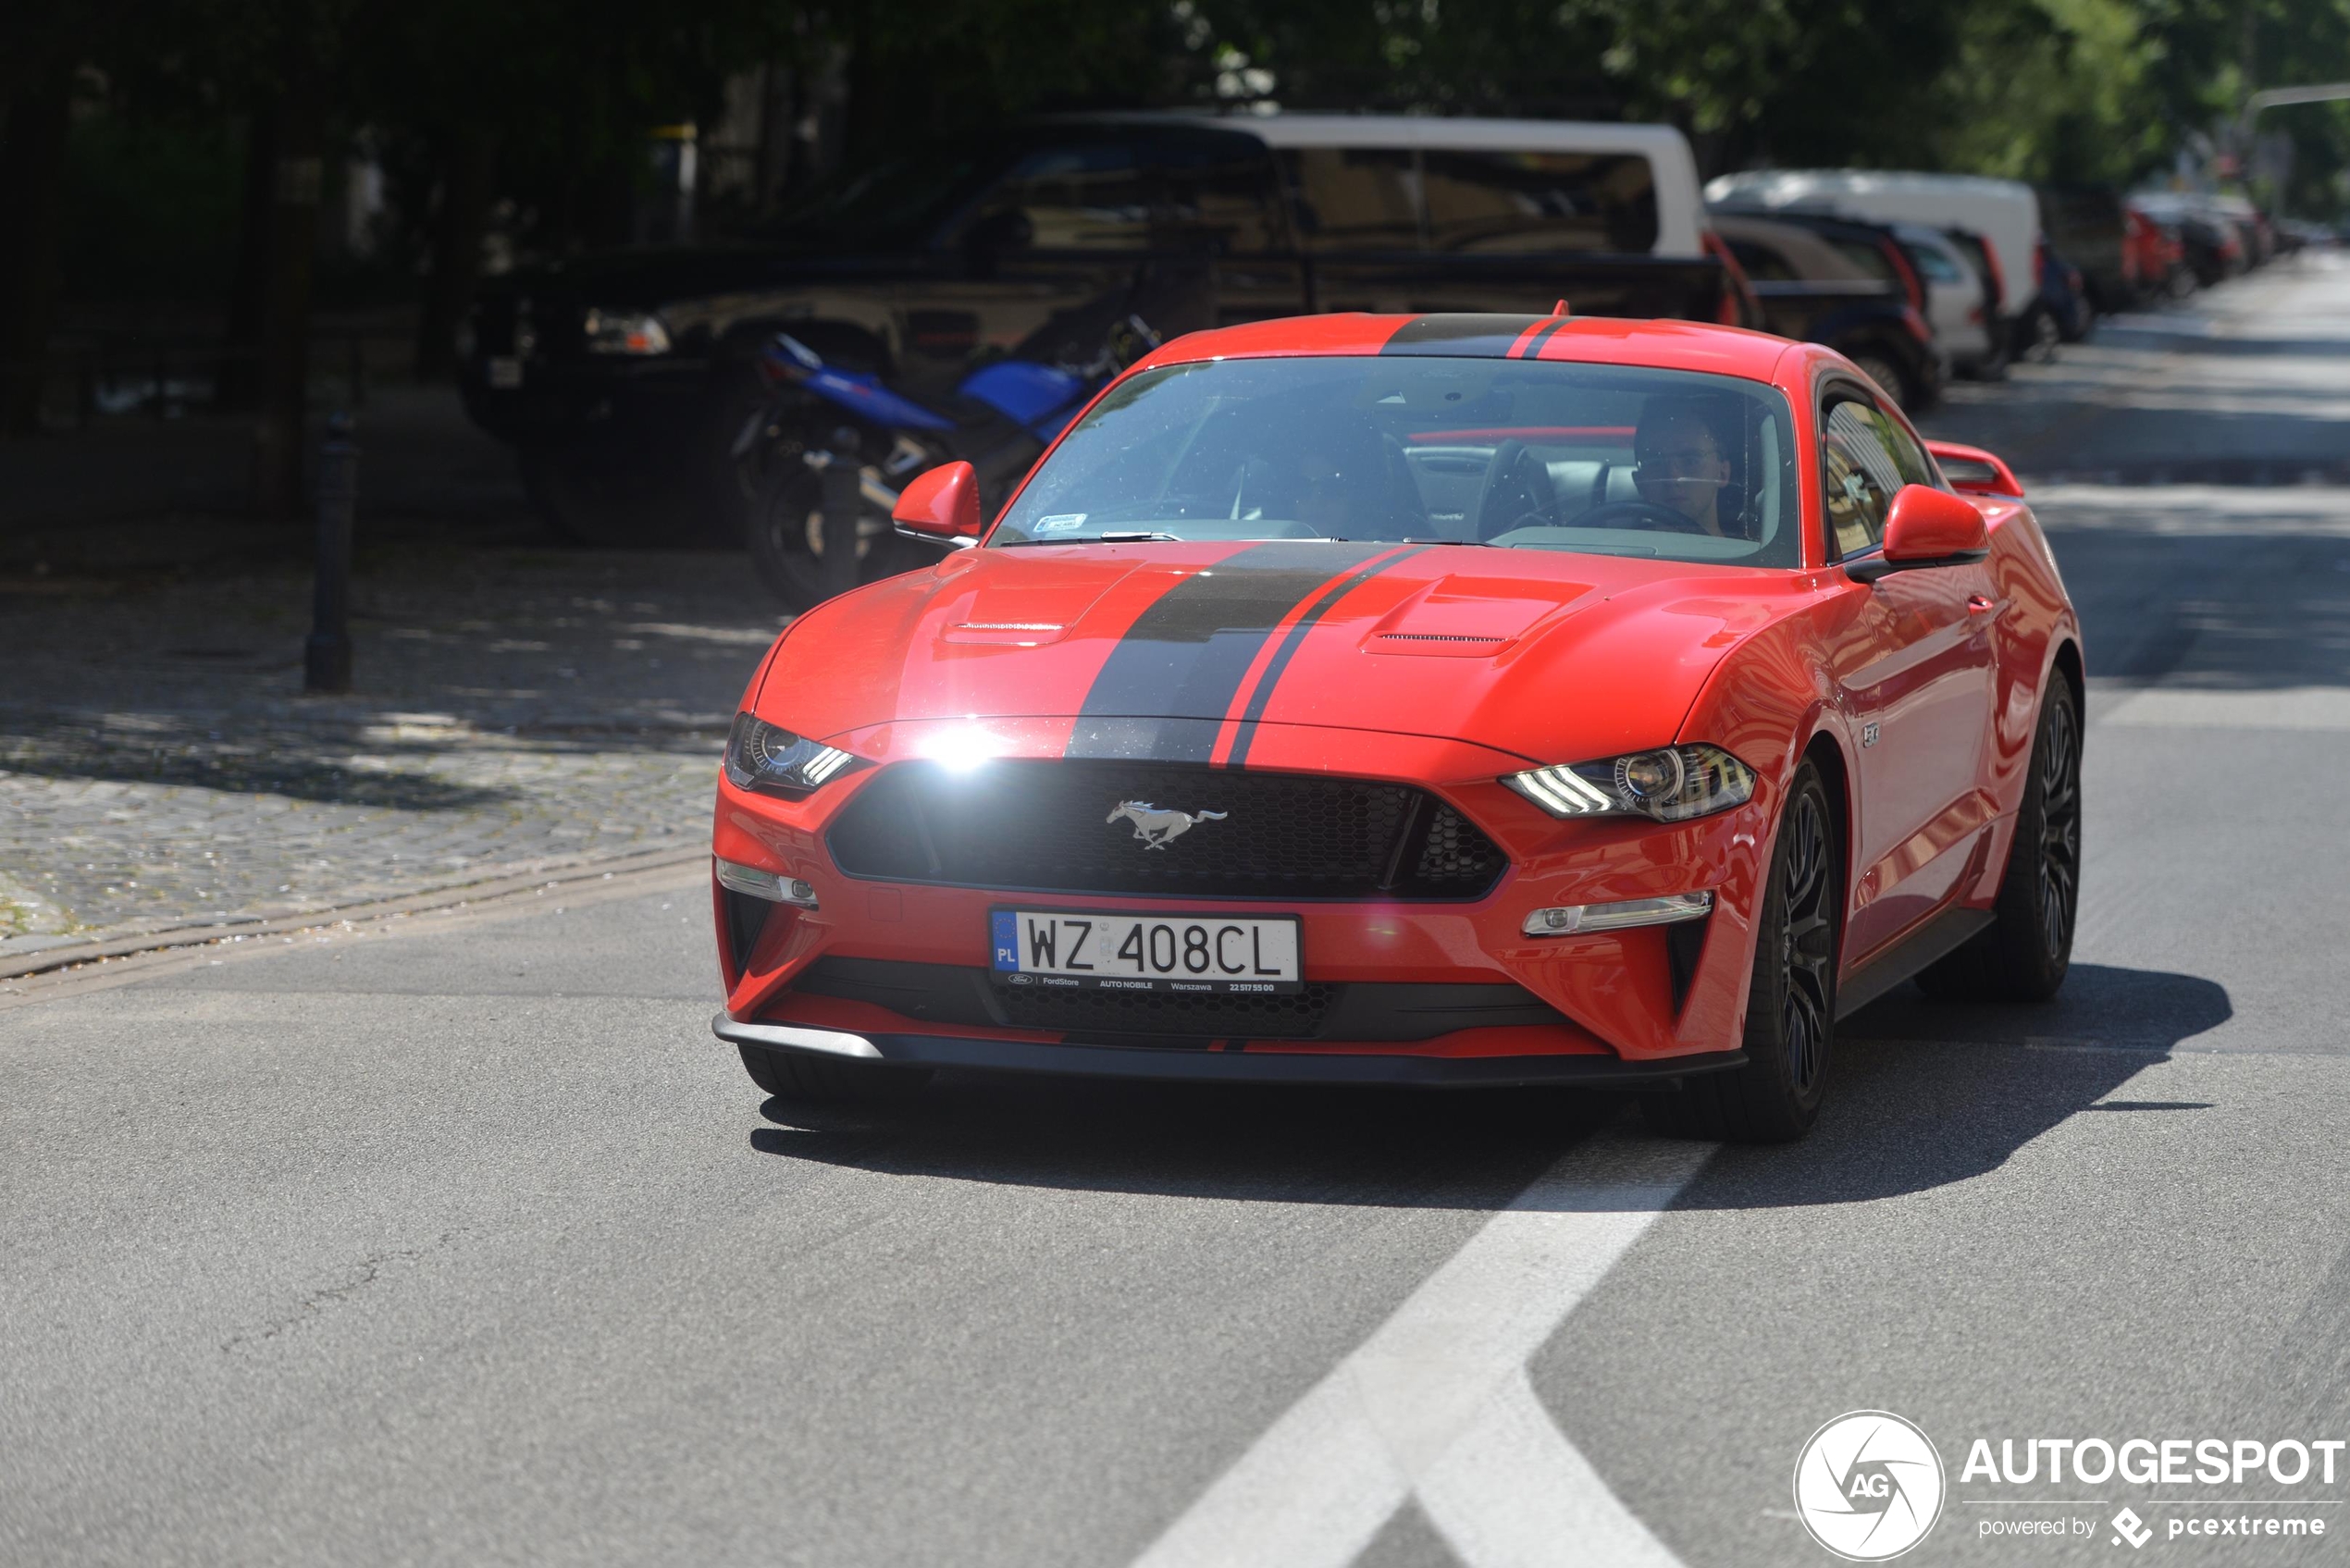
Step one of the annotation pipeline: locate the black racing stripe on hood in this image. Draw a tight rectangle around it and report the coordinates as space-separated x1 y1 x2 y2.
1380 314 1549 358
1223 546 1429 768
1066 541 1391 763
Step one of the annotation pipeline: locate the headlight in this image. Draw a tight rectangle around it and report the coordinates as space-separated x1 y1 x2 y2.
583 307 672 355
1503 743 1755 823
724 713 862 797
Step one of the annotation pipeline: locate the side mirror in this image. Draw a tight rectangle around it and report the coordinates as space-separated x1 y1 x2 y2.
1923 439 2023 498
892 460 983 545
1846 484 1990 583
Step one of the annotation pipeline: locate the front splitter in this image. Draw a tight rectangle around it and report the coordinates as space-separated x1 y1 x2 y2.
712 1014 1745 1089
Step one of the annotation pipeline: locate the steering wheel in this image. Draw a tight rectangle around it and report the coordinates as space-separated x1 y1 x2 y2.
1565 499 1707 534
1475 440 1558 540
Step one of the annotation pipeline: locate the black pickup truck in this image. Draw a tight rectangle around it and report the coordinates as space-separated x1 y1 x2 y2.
460 114 1750 545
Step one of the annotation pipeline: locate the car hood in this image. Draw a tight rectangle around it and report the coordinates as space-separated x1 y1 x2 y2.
760 540 1812 773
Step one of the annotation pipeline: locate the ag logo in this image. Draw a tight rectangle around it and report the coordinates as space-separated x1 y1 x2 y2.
1793 1411 1946 1561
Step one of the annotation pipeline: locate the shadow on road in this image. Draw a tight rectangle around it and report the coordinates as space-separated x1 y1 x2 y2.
745 962 2229 1212
1674 961 2232 1210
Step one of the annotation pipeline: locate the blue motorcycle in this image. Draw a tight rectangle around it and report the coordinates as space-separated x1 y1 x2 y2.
736 316 1157 611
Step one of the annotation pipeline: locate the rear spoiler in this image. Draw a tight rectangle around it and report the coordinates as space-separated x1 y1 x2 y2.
1925 440 2023 498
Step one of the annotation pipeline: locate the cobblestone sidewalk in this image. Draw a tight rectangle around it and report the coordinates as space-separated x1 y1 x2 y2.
1 542 785 957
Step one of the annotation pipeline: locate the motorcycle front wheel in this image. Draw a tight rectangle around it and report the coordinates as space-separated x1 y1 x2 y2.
744 463 940 612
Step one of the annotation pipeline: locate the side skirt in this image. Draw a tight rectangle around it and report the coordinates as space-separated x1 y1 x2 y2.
1834 905 1996 1019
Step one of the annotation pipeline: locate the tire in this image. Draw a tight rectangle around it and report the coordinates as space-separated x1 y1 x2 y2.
1915 675 2081 1003
1645 760 1840 1142
742 459 924 612
1845 347 1915 411
691 364 783 548
736 1043 932 1104
2016 306 2061 364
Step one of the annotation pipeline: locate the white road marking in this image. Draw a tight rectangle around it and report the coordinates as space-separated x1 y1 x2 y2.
1132 1130 1711 1568
2100 685 2350 730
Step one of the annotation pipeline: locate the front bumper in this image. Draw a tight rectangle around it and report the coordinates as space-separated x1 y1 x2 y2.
714 1014 1748 1088
712 728 1779 1070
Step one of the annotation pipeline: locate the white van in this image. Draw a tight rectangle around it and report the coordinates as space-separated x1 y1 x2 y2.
1226 115 1713 259
1703 169 2042 317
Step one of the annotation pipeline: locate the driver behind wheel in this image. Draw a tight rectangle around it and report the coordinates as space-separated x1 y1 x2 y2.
1630 400 1743 537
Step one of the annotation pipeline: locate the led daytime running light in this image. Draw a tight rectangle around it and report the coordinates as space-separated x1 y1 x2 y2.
1504 744 1755 823
1522 891 1713 937
724 713 863 797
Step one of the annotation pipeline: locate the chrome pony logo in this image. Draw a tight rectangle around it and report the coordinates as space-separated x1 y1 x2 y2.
1107 801 1229 850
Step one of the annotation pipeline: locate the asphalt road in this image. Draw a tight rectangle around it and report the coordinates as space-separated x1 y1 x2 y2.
9 262 2350 1567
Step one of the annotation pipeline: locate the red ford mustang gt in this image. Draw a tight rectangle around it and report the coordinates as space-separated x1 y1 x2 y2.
708 312 2082 1140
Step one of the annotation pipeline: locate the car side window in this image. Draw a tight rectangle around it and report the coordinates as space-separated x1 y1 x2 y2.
979 142 1154 252
1726 237 1797 283
1863 399 1938 488
1820 395 1906 559
1150 133 1287 255
1282 147 1422 249
1418 149 1659 254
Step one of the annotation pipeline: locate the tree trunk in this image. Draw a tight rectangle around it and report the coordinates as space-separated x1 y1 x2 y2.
412 127 496 379
251 83 324 521
0 69 74 437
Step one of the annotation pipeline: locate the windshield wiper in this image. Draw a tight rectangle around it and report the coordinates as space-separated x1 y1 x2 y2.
999 530 1183 548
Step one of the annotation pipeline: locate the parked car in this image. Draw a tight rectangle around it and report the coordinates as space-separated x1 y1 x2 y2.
2037 184 2131 312
2135 194 2246 287
2124 205 2193 302
2043 244 2096 345
463 114 1745 549
1708 210 1943 410
1889 221 2002 378
1705 169 2044 370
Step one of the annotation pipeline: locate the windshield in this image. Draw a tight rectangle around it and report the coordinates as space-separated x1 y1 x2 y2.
993 356 1801 566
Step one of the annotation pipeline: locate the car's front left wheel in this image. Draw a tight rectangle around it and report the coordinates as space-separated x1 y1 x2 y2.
1646 759 1840 1142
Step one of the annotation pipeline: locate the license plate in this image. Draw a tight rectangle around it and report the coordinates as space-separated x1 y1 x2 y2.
486 355 523 389
991 910 1302 994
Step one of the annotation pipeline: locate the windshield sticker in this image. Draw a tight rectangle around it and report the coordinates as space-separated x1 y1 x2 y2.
1033 514 1088 533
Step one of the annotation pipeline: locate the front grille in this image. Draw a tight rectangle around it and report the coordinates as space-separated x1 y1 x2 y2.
789 957 1568 1046
826 761 1505 900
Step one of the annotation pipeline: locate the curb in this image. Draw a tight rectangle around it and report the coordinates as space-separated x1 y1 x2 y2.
0 845 709 982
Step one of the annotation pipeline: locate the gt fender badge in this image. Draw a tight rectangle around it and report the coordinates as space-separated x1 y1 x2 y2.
1861 721 1881 748
1107 801 1228 850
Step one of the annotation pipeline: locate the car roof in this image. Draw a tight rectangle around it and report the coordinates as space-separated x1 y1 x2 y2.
1132 313 1798 385
1710 168 2035 202
1055 110 1701 157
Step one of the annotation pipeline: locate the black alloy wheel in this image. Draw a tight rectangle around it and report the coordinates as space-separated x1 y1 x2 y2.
1917 676 2083 1002
1647 759 1840 1142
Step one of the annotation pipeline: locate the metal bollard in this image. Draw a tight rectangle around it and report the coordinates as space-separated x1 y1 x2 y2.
304 413 358 694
